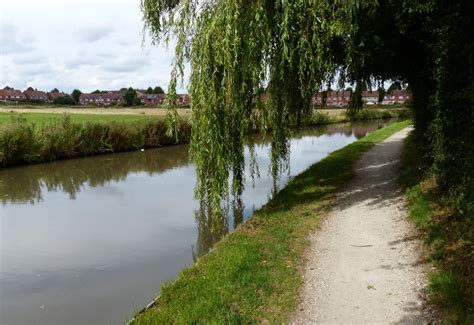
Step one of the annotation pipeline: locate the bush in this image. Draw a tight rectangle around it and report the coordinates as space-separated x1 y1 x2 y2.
53 95 77 105
306 112 330 125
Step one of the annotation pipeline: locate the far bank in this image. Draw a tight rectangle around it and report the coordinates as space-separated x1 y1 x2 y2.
0 108 410 167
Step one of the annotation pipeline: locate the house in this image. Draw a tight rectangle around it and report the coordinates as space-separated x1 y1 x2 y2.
177 94 191 106
47 90 68 101
382 89 411 105
138 93 166 106
311 91 351 107
23 87 49 102
79 92 122 106
326 91 351 107
0 87 27 101
361 90 379 105
311 93 323 105
148 94 190 106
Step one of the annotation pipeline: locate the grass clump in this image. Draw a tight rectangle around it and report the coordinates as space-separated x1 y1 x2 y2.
131 120 412 324
400 133 474 323
0 115 39 165
0 114 191 167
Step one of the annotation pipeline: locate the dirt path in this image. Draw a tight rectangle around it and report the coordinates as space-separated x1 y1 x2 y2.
292 128 429 324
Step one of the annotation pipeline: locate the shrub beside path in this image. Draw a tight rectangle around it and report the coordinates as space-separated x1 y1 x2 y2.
292 128 430 323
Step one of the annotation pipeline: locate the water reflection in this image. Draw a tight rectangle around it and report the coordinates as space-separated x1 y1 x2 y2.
0 119 396 325
0 121 378 206
0 145 191 204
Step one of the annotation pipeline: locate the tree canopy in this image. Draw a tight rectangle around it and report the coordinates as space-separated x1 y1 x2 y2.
388 81 402 92
145 86 165 94
53 95 76 106
71 89 82 103
123 87 138 106
153 86 165 94
142 0 474 217
377 87 385 104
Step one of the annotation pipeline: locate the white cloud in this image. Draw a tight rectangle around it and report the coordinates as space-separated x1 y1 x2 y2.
77 26 116 43
0 0 187 93
0 23 35 55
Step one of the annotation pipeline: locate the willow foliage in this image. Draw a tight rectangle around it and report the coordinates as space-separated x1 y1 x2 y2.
142 0 351 211
142 0 474 217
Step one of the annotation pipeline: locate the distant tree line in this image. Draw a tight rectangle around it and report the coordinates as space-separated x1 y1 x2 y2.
48 86 165 106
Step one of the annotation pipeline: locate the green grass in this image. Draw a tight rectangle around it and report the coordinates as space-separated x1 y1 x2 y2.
0 108 410 126
400 133 473 323
131 120 412 324
0 112 164 124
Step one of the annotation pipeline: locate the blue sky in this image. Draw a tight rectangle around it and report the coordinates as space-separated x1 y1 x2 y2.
0 0 187 93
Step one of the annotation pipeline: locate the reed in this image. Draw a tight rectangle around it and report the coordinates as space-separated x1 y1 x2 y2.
0 115 191 167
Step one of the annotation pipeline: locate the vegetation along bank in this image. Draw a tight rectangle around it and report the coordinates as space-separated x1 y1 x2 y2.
0 115 191 167
400 133 473 323
130 120 412 324
0 109 409 168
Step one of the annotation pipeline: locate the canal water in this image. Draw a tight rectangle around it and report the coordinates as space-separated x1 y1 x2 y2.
1 120 395 324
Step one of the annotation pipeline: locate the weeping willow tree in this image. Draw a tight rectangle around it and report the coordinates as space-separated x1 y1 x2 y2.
142 0 473 218
141 0 353 213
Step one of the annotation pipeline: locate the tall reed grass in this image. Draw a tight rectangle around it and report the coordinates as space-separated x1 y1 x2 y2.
0 115 191 167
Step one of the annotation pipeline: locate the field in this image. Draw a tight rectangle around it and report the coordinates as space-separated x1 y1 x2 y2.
0 105 407 124
0 106 192 124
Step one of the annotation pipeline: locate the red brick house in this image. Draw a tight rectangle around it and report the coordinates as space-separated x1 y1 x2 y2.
382 89 411 105
47 90 68 101
361 90 379 105
311 93 323 105
0 87 27 101
312 91 351 107
23 87 48 102
177 94 191 106
138 93 166 106
326 91 351 106
79 93 122 106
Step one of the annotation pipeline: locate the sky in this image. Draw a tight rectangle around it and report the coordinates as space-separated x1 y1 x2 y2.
0 0 187 93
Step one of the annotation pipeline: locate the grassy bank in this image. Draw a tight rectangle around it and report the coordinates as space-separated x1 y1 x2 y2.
400 133 473 323
308 108 411 125
0 115 191 167
131 120 412 324
0 112 164 124
0 109 409 167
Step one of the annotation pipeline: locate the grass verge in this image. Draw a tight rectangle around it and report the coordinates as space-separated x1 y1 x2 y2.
400 133 473 323
131 120 412 324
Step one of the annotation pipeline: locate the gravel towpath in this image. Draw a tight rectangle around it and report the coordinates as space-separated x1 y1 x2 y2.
292 128 429 324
